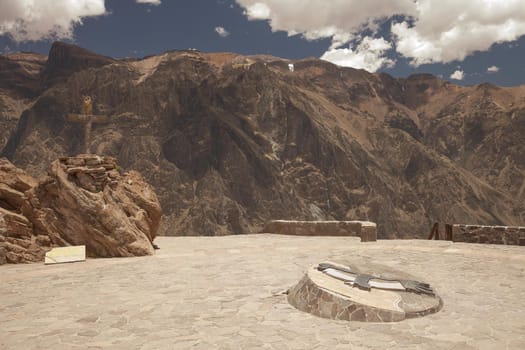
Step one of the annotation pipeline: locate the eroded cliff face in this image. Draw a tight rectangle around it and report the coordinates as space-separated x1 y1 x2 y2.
1 42 524 238
0 52 46 151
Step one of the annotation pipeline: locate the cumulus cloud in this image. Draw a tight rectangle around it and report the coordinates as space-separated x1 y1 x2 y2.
450 69 465 80
244 2 271 19
236 0 525 71
236 0 413 71
214 26 230 38
392 0 525 66
321 36 394 72
237 0 413 44
0 0 106 42
136 0 162 5
487 65 499 73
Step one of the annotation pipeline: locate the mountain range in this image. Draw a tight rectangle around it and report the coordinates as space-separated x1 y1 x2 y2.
1 42 524 238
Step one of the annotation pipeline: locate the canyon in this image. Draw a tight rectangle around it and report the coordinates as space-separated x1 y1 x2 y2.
1 42 524 238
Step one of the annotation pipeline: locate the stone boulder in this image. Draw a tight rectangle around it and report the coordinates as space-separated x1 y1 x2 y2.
0 155 162 264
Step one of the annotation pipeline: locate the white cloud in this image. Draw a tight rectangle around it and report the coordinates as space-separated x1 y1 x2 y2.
237 0 414 42
392 0 525 66
321 36 394 72
214 26 230 38
487 65 499 73
236 0 525 71
136 0 161 5
244 2 271 19
450 69 465 80
236 0 414 72
0 0 106 42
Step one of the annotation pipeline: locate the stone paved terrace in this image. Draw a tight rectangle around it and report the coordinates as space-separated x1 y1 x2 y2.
1 235 525 350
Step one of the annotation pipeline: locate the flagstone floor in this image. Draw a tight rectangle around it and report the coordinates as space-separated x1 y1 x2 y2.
1 235 525 349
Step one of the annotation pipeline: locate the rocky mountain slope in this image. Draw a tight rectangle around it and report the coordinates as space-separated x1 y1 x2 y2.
1 42 524 238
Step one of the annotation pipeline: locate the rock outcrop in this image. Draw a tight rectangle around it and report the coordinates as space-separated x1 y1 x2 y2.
0 158 46 263
0 155 161 264
42 41 117 88
0 52 46 98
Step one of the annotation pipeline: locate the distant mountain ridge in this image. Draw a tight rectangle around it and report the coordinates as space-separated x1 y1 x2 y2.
1 42 524 237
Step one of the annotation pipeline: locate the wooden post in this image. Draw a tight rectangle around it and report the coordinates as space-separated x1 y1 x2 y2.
84 119 92 154
428 222 440 240
445 224 453 241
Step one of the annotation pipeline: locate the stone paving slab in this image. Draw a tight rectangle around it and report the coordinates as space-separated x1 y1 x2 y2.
1 235 525 349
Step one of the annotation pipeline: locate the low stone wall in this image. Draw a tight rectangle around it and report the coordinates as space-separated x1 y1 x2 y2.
452 224 525 245
262 220 376 242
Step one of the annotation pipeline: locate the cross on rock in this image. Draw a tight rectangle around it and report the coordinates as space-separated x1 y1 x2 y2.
66 96 110 153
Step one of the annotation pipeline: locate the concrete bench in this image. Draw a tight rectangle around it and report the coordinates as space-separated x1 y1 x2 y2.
262 220 377 242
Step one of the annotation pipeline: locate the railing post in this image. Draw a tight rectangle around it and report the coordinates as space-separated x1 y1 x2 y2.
428 222 440 240
445 224 453 241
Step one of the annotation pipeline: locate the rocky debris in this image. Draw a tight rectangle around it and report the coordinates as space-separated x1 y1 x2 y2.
0 155 161 264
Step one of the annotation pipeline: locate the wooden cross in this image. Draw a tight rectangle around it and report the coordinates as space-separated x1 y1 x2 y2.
66 96 110 154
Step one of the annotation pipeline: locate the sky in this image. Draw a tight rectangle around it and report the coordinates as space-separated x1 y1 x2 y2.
1 0 525 86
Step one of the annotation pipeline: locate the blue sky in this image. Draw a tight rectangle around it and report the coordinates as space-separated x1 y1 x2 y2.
1 0 525 86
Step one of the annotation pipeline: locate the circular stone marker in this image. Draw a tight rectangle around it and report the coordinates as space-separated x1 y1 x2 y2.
287 262 442 322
